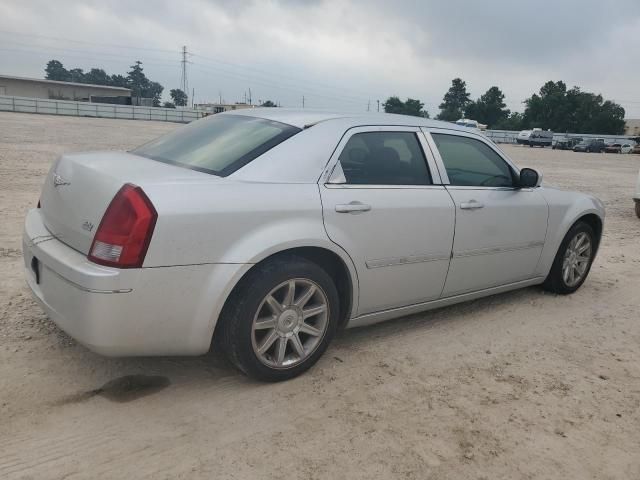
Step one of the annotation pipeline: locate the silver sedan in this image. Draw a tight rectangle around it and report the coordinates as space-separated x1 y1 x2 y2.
23 110 605 381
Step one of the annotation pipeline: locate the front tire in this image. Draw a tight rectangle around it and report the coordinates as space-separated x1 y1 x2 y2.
543 221 596 294
216 255 339 381
635 201 640 219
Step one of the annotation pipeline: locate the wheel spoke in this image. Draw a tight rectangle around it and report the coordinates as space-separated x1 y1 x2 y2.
302 304 326 320
283 280 296 306
295 285 316 308
265 295 283 315
257 330 278 354
574 234 585 250
254 316 276 330
568 266 576 285
299 322 322 337
276 337 288 365
577 242 591 255
290 334 305 358
563 265 571 283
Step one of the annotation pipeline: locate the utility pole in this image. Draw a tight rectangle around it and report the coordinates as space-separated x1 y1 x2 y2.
180 46 189 106
248 88 252 105
367 99 370 112
192 88 195 108
302 96 305 108
219 91 222 104
377 99 380 112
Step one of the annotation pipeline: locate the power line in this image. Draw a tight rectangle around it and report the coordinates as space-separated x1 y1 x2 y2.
0 29 179 54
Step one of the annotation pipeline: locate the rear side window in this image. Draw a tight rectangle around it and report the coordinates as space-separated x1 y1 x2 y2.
431 133 515 187
338 132 432 185
133 114 300 176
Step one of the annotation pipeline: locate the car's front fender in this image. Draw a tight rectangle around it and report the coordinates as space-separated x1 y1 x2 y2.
535 187 605 276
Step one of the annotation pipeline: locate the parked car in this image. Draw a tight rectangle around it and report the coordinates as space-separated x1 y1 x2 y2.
635 169 640 218
631 143 640 154
553 137 582 150
516 130 532 145
621 143 634 154
455 118 487 132
604 143 622 154
574 139 606 153
23 110 605 381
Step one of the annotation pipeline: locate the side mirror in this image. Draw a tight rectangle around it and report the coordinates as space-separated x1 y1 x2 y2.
518 168 541 188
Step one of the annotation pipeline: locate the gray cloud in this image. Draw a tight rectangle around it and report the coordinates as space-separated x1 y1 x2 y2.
1 0 639 116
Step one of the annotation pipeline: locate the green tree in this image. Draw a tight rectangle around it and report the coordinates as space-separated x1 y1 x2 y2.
126 62 163 106
437 78 471 121
68 68 85 83
382 96 405 114
493 112 524 131
404 98 429 118
163 101 176 108
83 68 111 85
45 60 70 81
464 86 510 128
127 61 150 99
383 96 429 117
147 81 164 107
261 100 277 107
109 74 129 88
170 88 188 107
523 81 625 134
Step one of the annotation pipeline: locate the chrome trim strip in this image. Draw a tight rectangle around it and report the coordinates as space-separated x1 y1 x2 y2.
366 253 451 269
325 184 445 190
453 241 544 258
44 265 132 294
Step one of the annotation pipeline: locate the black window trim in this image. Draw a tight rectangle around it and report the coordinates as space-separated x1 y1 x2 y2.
330 129 438 187
426 129 520 189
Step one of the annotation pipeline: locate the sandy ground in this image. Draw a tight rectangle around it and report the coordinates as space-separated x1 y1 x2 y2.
1 112 639 479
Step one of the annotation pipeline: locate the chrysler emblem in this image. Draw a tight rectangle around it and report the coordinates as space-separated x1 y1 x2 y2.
53 174 70 187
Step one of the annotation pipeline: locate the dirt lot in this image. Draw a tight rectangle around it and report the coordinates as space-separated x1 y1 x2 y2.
1 112 639 479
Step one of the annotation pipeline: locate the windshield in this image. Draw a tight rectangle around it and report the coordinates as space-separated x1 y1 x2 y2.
133 114 300 176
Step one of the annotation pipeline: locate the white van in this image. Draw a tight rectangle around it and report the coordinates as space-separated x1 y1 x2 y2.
517 128 553 147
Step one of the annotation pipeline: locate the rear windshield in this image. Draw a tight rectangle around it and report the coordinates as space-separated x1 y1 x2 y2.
133 114 300 176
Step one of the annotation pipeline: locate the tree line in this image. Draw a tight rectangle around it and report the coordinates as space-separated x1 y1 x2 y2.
45 59 189 108
383 78 626 135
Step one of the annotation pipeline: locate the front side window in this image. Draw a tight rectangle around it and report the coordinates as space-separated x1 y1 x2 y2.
133 114 300 176
431 133 515 187
338 132 432 185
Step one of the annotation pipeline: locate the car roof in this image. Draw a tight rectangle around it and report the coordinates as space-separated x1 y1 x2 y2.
222 107 471 131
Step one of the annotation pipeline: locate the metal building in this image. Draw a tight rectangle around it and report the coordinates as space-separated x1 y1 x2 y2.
0 75 131 101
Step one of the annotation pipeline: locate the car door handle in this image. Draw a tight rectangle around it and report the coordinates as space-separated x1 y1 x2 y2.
335 202 372 213
460 200 484 210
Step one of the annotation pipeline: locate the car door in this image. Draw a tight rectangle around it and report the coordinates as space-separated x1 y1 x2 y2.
320 126 455 316
424 128 549 296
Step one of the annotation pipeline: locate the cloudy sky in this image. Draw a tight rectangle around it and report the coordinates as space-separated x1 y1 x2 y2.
1 0 639 117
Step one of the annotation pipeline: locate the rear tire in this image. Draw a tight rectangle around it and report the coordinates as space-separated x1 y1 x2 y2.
635 201 640 219
543 221 596 294
216 255 339 382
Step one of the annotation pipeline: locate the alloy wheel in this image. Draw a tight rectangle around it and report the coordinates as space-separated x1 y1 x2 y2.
251 278 329 369
562 232 592 287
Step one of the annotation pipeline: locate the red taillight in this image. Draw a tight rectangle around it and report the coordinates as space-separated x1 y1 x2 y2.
88 184 157 268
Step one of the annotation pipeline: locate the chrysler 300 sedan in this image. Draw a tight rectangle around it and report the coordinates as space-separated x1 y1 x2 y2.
24 110 605 381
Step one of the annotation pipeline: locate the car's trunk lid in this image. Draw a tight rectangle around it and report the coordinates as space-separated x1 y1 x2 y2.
40 151 220 255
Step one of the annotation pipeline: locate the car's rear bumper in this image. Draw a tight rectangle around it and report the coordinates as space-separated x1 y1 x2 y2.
23 209 248 356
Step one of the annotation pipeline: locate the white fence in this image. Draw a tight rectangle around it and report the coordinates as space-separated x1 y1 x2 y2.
0 95 206 123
